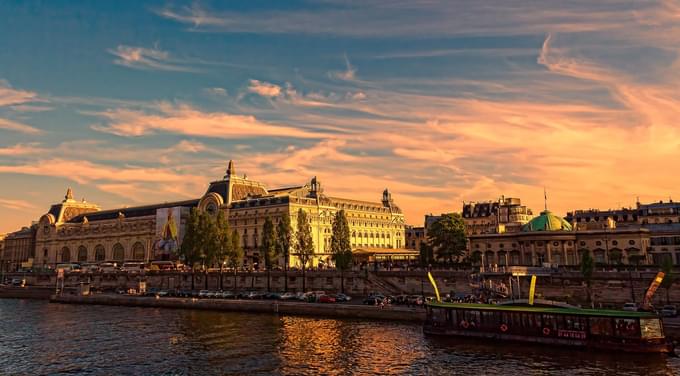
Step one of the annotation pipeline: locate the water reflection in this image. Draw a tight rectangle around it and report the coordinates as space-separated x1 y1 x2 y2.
0 300 678 375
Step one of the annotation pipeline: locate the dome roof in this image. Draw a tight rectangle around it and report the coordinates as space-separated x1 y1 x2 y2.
521 210 573 232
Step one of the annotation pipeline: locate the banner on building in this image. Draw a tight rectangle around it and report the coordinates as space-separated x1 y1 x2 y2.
528 275 537 305
154 207 188 257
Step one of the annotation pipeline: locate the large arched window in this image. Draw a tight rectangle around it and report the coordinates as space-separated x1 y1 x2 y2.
112 243 125 261
132 242 145 260
95 245 106 262
60 247 71 263
77 246 88 262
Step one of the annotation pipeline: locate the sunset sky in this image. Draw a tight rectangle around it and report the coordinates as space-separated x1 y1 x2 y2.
1 1 679 233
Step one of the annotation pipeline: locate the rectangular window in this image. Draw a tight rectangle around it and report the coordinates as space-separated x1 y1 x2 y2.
614 318 640 338
640 318 663 339
589 318 613 336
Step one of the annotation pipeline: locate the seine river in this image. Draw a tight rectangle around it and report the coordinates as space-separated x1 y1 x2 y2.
1 299 679 375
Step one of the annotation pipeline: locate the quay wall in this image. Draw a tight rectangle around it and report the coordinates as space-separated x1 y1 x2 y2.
5 269 680 306
50 294 426 322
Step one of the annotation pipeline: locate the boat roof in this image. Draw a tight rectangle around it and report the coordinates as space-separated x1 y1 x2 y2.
427 302 658 319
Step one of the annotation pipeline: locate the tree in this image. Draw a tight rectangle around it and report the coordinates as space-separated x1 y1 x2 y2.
427 213 467 263
661 257 674 304
276 213 292 291
419 241 434 268
214 210 232 290
228 229 244 291
294 208 315 292
260 216 277 292
580 250 594 307
197 211 219 290
331 210 353 293
178 208 202 290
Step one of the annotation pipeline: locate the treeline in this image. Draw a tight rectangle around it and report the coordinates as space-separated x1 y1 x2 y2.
178 208 354 292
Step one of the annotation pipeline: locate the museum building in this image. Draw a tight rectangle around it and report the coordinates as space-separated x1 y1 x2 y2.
29 161 409 269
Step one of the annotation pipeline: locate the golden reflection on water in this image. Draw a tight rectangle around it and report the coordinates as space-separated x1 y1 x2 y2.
277 316 426 375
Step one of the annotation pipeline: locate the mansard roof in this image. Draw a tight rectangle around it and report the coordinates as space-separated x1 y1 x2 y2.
67 199 198 223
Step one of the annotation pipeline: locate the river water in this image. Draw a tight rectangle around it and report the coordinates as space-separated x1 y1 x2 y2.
1 299 678 375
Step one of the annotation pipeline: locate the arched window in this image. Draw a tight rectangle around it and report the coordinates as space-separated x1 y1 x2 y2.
132 242 145 260
77 246 88 262
95 245 105 262
113 243 125 261
60 247 71 263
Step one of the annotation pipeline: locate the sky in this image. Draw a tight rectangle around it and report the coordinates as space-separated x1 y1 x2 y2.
1 0 679 233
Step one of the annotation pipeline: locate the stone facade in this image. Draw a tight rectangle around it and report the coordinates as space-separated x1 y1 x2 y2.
567 200 680 264
462 196 533 235
405 226 425 252
468 211 651 266
203 162 406 268
28 161 406 269
1 226 36 272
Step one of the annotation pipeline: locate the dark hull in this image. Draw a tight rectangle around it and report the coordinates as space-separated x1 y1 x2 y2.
423 325 672 354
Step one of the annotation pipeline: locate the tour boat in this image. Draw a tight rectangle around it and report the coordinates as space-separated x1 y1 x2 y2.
424 302 673 353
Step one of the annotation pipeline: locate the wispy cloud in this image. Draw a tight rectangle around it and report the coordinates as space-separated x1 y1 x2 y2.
90 102 323 139
108 45 201 72
0 118 43 134
0 198 36 211
247 79 282 97
0 80 39 107
330 54 357 81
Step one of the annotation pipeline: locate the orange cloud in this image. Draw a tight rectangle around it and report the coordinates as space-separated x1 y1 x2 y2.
91 102 323 139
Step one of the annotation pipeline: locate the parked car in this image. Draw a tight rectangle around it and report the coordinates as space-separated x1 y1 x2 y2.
56 263 81 273
100 262 118 273
145 287 160 296
334 293 351 302
220 291 236 299
661 305 678 317
247 291 264 299
150 261 176 271
198 290 210 298
363 296 382 305
280 292 297 300
121 262 146 273
81 263 101 273
10 278 26 287
318 295 336 303
264 292 282 300
157 290 170 297
622 302 639 312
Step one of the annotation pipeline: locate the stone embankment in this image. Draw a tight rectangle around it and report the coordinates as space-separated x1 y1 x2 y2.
50 294 426 322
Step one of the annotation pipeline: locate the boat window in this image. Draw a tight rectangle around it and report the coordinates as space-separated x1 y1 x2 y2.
640 318 664 339
482 311 498 328
614 318 639 338
542 314 558 331
431 308 447 325
459 310 480 329
589 318 613 336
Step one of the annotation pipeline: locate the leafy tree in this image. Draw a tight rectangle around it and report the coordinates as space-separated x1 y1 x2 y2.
276 213 292 291
331 210 353 293
580 250 594 306
294 208 315 291
661 257 674 304
427 213 467 263
178 208 202 290
228 229 244 291
214 210 232 290
198 211 220 289
260 216 277 291
419 241 434 267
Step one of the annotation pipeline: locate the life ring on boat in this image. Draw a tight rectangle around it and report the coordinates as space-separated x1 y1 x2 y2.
461 320 470 329
500 324 508 332
542 327 551 336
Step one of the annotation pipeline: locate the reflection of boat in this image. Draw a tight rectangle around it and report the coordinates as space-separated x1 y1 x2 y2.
424 302 672 353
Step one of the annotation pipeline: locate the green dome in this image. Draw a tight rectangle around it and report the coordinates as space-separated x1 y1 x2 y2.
521 210 573 232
